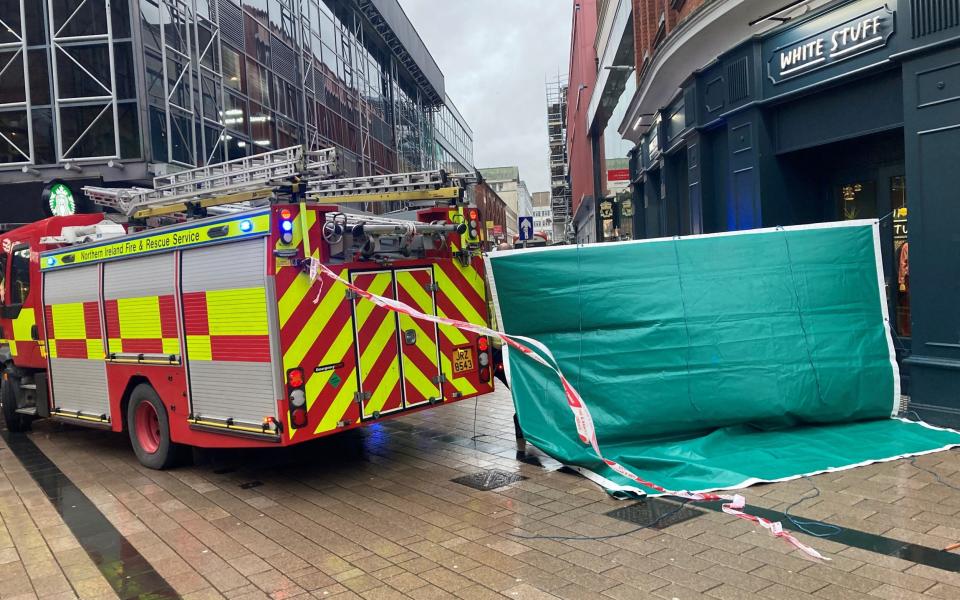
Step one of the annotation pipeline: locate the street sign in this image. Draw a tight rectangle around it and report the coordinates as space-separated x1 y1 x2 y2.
518 216 533 241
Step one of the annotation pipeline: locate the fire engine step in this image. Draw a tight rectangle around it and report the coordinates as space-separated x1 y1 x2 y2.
0 430 179 599
14 407 37 416
451 469 527 491
604 498 705 530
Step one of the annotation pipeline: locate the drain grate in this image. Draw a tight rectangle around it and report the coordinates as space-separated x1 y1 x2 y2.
605 498 704 530
452 469 527 491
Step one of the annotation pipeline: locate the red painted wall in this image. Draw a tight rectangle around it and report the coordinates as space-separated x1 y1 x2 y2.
567 0 599 216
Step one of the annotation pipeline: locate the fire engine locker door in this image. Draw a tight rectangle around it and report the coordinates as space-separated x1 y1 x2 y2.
43 265 110 420
350 271 403 419
181 239 279 427
394 269 442 407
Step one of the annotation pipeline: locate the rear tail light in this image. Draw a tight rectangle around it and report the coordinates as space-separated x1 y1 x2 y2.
477 337 489 376
278 208 294 245
291 408 308 428
467 208 480 240
286 367 307 429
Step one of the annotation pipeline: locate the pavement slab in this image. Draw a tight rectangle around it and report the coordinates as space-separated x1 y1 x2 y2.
2 389 960 598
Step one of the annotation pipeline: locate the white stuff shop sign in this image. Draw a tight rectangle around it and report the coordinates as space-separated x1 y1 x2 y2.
767 5 894 84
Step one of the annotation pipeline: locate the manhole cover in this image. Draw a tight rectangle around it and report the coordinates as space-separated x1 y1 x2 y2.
452 469 527 491
605 498 703 530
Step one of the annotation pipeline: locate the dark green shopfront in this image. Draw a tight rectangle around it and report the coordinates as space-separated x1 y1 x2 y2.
620 0 960 425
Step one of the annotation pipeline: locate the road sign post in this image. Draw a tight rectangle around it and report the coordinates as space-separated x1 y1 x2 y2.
518 216 533 247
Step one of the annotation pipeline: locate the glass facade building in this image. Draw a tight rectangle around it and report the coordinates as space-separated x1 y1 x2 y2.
0 0 472 218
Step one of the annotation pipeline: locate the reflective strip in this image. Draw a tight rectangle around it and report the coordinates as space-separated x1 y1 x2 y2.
117 297 162 339
162 338 180 355
207 288 268 335
316 367 358 433
51 304 86 339
86 338 104 359
187 335 212 361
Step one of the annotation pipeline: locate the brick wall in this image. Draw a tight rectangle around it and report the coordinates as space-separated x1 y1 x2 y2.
473 181 508 241
567 0 600 216
633 0 706 74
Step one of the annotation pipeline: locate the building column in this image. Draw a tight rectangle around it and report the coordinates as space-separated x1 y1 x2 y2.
901 47 960 426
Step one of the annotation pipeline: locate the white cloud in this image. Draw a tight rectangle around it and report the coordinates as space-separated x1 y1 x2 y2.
400 0 572 193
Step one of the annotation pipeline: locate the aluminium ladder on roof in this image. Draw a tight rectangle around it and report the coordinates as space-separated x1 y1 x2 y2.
83 145 479 218
83 146 340 216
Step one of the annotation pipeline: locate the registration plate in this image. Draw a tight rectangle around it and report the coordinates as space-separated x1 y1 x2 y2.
453 347 475 374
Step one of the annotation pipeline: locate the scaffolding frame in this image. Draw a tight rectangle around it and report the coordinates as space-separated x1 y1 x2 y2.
546 74 571 242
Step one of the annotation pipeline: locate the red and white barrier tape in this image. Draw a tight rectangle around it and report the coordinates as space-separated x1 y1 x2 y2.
312 261 827 560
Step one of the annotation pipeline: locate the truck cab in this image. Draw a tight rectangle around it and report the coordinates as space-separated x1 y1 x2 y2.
0 214 113 430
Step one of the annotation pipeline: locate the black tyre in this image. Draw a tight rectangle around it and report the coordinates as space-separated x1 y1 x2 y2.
126 384 184 469
1 368 30 432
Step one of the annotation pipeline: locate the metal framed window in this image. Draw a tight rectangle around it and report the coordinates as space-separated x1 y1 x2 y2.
0 0 34 166
48 0 120 163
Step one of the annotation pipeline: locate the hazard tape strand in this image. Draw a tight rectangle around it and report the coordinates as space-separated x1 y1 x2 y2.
311 260 827 560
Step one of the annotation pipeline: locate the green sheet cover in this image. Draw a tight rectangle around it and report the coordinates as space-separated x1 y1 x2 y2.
487 222 960 494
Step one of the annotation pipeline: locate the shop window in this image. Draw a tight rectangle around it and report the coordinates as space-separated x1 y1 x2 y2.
892 176 910 337
839 181 877 220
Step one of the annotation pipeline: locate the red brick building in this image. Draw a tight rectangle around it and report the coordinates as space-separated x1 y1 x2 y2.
473 181 508 245
566 0 600 221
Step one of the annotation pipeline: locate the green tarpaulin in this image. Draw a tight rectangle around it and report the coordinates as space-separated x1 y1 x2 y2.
487 222 960 494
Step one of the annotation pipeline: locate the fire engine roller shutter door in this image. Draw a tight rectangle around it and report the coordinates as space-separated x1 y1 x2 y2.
395 268 442 407
103 254 178 358
43 264 110 418
351 271 404 418
181 238 278 426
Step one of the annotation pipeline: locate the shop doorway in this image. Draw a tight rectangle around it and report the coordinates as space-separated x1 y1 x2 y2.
777 129 910 385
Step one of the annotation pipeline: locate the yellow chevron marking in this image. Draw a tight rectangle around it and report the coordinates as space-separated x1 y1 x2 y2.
207 288 267 335
303 322 356 410
434 267 485 326
316 367 358 433
364 365 400 416
438 308 468 345
9 308 37 357
117 297 161 338
47 341 56 358
108 338 122 355
278 272 311 325
284 279 347 369
187 335 212 360
50 303 86 339
359 314 399 381
401 355 440 403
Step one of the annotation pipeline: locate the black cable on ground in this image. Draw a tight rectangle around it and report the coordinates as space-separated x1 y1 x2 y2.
782 478 842 538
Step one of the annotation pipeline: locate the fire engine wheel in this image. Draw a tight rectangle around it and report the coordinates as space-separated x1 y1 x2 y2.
127 385 182 470
1 368 30 432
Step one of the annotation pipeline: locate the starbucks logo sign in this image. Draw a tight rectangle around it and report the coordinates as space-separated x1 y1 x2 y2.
43 181 77 216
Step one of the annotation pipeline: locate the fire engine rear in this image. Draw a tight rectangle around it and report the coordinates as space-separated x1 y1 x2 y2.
0 147 494 468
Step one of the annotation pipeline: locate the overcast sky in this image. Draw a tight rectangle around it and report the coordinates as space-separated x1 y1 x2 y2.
400 0 572 193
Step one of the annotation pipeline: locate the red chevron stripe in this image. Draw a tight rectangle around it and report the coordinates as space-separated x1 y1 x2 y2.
292 301 354 373
435 262 487 317
359 333 402 414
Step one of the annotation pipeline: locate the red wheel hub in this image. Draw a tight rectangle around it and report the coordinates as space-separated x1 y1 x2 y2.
134 401 161 454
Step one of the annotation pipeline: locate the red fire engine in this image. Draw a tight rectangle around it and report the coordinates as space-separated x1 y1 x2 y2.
0 147 494 468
